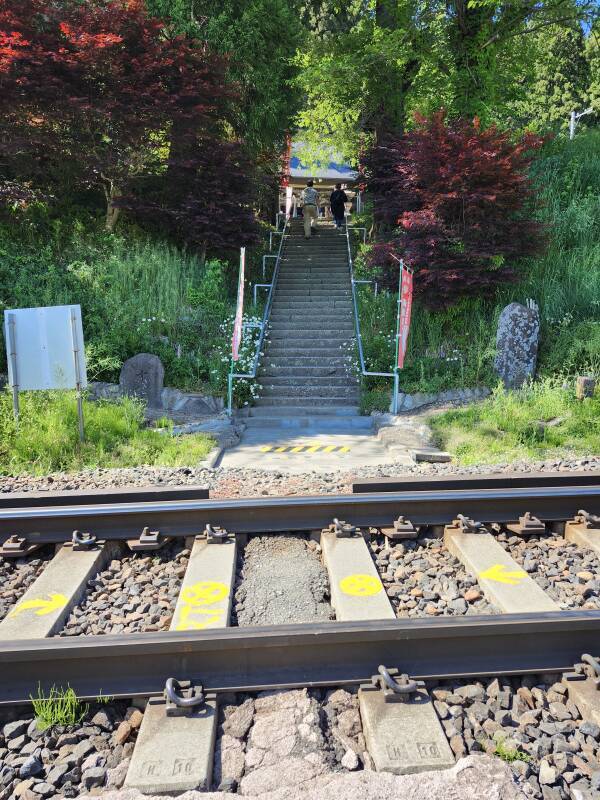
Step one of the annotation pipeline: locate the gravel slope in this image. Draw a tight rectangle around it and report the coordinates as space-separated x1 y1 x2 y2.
0 455 597 499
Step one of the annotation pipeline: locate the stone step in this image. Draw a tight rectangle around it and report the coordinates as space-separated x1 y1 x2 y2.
276 280 348 288
268 330 352 340
280 261 348 268
268 319 353 331
259 364 351 376
273 301 354 311
243 414 372 429
274 289 352 304
269 319 352 330
260 382 359 396
248 405 361 417
255 396 358 407
275 282 351 290
265 348 352 358
261 355 352 366
259 376 356 387
270 307 350 317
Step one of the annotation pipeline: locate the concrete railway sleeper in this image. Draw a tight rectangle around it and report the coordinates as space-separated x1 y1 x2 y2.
2 478 600 797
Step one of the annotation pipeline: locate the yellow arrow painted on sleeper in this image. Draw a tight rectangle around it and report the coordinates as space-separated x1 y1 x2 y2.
478 564 527 586
8 593 68 617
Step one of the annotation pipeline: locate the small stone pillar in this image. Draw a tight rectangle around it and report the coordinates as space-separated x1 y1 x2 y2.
576 376 596 400
119 353 164 409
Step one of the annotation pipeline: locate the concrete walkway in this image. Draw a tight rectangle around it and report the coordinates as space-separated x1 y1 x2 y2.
218 421 407 473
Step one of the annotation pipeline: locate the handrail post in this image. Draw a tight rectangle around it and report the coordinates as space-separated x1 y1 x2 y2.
227 216 289 413
392 371 399 414
227 371 233 416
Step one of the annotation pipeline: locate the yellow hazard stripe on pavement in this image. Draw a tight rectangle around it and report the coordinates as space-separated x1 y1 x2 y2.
260 444 351 454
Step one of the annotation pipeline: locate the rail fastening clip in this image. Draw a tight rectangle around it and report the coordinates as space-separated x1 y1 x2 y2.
456 514 485 533
205 524 231 544
164 678 205 716
362 665 425 703
576 510 600 530
72 530 98 550
329 518 359 538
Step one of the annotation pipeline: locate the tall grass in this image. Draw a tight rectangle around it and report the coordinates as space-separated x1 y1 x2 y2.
516 130 600 326
430 379 600 464
0 391 214 475
99 237 204 322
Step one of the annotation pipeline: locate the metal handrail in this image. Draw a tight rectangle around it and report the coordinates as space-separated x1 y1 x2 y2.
345 219 400 413
227 217 289 414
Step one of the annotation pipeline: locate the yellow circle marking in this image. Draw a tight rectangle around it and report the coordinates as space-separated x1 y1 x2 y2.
180 581 229 607
339 574 382 597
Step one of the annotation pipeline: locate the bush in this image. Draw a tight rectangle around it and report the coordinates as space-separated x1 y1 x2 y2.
361 112 545 307
0 391 214 475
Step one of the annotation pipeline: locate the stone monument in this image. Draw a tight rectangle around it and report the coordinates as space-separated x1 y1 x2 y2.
494 302 540 389
119 353 164 409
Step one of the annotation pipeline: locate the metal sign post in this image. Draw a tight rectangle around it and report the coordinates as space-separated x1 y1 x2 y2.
70 309 85 442
6 313 19 422
3 305 88 439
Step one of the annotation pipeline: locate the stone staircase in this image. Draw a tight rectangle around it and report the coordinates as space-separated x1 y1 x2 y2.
246 220 366 428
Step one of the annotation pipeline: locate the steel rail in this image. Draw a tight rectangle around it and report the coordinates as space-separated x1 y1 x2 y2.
352 472 600 494
1 611 599 705
0 484 209 509
1 484 599 544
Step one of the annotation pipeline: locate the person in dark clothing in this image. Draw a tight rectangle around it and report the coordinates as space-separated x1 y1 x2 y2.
330 183 348 228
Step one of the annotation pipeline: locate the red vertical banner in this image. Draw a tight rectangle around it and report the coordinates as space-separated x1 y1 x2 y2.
397 265 413 369
231 247 245 361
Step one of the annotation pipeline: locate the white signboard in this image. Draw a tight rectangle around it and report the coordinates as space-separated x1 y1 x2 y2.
4 305 87 391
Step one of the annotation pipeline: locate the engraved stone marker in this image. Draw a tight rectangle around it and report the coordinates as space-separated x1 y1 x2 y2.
119 353 164 409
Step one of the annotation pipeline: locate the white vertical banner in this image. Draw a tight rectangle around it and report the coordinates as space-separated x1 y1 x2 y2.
285 185 293 218
231 247 246 361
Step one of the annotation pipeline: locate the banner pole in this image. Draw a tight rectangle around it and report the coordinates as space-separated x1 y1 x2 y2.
392 262 403 414
228 247 246 415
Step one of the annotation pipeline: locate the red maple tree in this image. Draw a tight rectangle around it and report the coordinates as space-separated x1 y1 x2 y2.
0 0 259 254
361 113 546 307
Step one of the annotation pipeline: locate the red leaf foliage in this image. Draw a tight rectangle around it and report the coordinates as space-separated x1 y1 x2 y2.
361 112 547 308
0 0 259 253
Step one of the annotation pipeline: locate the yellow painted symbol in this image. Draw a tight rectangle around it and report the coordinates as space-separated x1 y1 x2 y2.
175 580 229 631
340 574 383 597
478 564 527 585
8 592 68 618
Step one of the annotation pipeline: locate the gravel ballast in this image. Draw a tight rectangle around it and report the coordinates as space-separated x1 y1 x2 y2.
0 701 141 799
233 535 332 626
0 547 54 623
498 532 600 610
0 455 598 499
58 543 189 636
432 670 600 800
369 534 500 617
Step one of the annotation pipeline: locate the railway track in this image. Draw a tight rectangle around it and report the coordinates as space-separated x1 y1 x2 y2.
1 473 600 798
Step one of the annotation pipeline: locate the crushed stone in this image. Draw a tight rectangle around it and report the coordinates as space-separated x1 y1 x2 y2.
0 546 54 622
369 533 500 617
233 536 332 626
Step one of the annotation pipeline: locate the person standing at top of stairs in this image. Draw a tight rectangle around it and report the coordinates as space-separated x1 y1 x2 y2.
301 180 320 239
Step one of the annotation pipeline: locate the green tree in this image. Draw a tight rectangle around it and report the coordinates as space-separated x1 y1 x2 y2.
294 0 599 165
146 0 302 156
522 22 590 130
587 23 600 113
